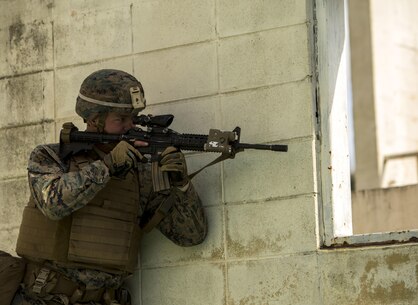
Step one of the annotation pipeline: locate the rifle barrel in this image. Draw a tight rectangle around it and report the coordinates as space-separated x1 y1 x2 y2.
238 143 288 152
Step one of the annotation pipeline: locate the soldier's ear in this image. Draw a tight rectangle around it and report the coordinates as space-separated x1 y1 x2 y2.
86 113 106 132
86 118 97 128
86 117 100 132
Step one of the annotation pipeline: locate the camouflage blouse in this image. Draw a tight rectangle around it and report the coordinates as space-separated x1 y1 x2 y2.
26 144 207 289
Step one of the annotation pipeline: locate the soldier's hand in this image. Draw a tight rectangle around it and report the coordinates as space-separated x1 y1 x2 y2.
104 141 145 178
159 146 189 188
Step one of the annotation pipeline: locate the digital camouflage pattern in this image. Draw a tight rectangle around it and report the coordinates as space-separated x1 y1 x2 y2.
28 144 111 219
13 143 207 304
76 69 146 120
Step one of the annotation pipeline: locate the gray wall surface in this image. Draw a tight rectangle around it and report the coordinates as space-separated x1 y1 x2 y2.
1 1 418 304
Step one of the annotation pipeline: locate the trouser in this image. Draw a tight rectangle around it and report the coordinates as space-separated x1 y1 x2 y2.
12 289 130 305
12 262 131 305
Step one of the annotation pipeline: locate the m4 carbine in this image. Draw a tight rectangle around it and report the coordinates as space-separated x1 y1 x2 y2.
60 114 288 191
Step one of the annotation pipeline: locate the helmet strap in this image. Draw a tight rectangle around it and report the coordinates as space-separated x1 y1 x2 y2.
87 113 107 133
95 113 107 133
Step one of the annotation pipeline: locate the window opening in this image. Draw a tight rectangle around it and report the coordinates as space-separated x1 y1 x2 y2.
316 0 418 247
348 0 418 235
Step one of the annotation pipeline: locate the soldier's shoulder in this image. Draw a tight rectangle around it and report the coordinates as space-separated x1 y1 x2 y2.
30 143 60 162
29 144 69 172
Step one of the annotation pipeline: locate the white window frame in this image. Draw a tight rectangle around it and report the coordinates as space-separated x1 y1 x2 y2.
315 0 418 248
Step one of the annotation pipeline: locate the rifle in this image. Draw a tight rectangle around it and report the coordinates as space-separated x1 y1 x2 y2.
60 114 288 191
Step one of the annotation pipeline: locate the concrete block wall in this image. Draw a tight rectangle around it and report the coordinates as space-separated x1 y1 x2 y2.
1 1 418 304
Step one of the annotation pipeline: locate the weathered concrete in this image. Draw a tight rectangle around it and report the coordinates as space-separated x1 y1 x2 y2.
226 196 318 259
132 0 216 53
320 245 418 305
352 184 418 234
0 72 54 128
0 123 55 179
217 0 307 37
228 254 320 305
134 42 218 104
0 1 417 305
54 7 132 67
0 19 53 77
218 25 310 92
223 139 315 203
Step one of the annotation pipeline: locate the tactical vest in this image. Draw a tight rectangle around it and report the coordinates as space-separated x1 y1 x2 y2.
16 152 141 274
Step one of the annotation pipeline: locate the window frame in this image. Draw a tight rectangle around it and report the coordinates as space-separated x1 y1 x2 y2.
315 0 418 248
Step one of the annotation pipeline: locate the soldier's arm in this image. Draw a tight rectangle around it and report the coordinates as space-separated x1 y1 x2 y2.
28 145 111 220
139 163 207 246
157 185 207 246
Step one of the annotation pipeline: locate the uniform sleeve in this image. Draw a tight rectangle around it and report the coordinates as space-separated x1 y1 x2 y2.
157 185 207 246
28 145 111 220
138 163 207 246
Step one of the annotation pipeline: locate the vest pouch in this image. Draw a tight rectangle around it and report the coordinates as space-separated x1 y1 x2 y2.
68 207 140 273
16 206 71 262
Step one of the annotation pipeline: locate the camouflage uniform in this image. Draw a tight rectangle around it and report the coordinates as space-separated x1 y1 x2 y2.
12 70 207 305
13 143 207 305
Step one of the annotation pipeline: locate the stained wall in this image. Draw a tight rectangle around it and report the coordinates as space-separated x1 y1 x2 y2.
0 1 417 304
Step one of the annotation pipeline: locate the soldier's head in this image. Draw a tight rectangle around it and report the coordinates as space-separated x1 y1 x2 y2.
76 69 146 134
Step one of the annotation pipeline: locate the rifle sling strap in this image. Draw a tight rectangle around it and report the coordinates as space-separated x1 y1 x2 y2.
142 191 175 233
188 153 232 180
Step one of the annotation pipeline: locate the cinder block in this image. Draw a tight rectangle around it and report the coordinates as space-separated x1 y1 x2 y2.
0 123 55 179
226 196 317 259
132 0 215 52
53 0 131 16
0 227 20 256
228 255 320 305
220 79 314 143
0 20 53 77
218 0 307 37
145 95 220 134
319 245 418 305
0 178 29 228
54 7 132 67
0 72 54 128
55 57 133 120
223 139 315 203
142 263 225 305
140 207 224 268
134 42 218 104
0 0 53 26
218 25 310 92
186 153 222 207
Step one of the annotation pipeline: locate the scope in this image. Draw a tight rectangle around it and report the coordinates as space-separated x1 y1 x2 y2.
133 114 174 128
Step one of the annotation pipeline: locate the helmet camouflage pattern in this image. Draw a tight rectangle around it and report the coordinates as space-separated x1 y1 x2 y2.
76 69 146 120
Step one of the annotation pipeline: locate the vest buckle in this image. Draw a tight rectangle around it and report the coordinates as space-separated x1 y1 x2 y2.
32 267 50 294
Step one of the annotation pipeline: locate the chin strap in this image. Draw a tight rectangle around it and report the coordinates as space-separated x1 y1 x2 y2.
94 113 107 133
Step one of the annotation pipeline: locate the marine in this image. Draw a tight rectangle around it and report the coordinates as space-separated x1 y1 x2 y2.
10 69 207 305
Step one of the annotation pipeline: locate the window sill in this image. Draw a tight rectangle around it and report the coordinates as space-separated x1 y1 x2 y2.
322 230 418 249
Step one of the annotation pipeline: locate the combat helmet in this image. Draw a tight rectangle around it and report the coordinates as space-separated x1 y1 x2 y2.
76 69 146 122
